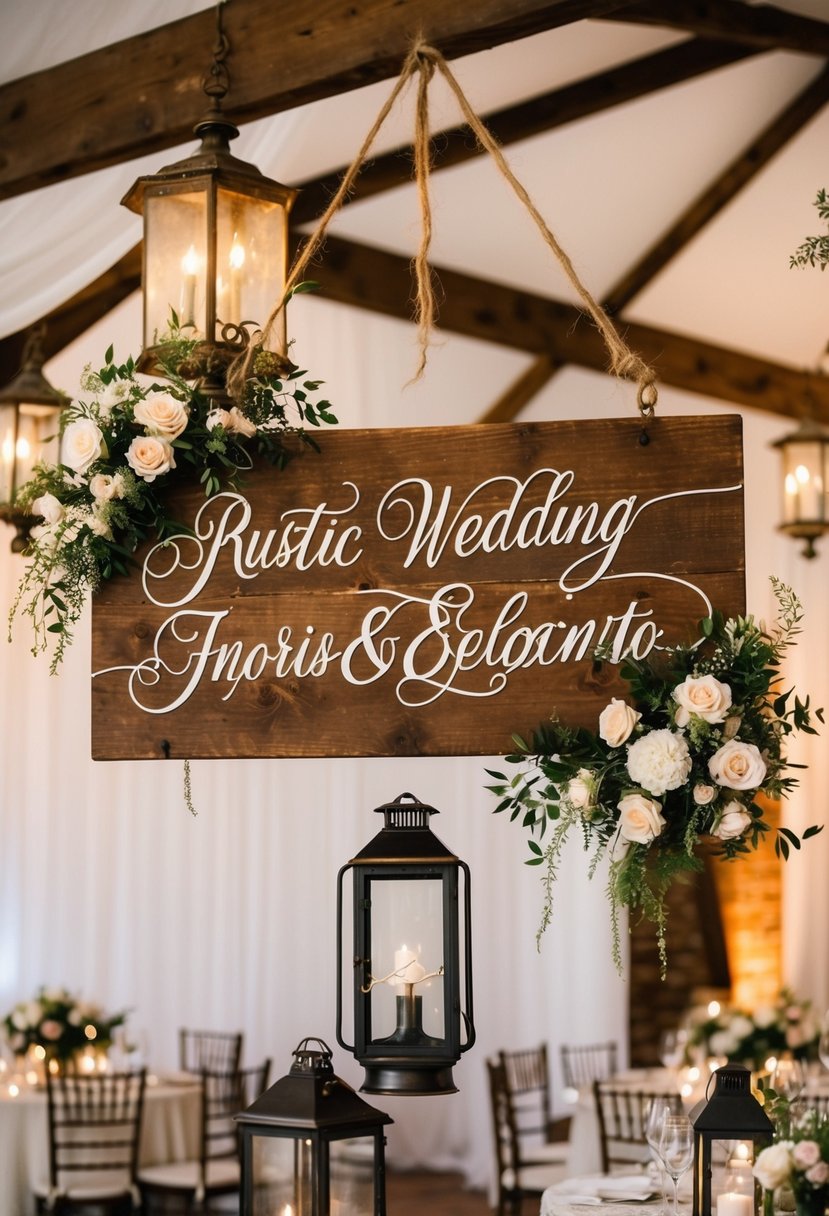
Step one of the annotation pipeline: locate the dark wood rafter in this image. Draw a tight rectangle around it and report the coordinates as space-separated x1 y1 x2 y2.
310 234 829 422
0 0 633 201
477 58 829 423
0 32 766 380
615 0 829 55
293 36 762 223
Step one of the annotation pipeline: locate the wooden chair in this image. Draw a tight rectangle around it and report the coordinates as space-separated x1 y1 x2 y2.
138 1060 270 1212
560 1041 619 1094
34 1067 147 1215
487 1057 570 1216
498 1044 571 1149
179 1028 243 1074
593 1080 682 1173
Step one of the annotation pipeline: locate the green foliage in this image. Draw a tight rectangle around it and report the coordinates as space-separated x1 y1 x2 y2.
488 579 822 977
790 188 829 270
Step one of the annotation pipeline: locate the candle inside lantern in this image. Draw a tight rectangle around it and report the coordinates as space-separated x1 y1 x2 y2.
228 235 245 324
180 244 198 327
717 1194 753 1216
392 945 426 987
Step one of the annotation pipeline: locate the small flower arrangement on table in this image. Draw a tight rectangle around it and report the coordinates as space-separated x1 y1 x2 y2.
754 1102 829 1216
8 328 336 672
686 990 820 1071
486 579 823 974
3 986 128 1065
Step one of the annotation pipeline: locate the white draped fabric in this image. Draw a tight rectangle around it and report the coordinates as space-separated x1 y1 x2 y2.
2 2 829 1191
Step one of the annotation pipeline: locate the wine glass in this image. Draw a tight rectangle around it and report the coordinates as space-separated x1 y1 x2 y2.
645 1096 676 1214
770 1056 805 1101
659 1029 688 1071
658 1114 694 1216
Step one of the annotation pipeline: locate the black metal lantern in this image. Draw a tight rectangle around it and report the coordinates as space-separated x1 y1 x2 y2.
0 325 69 552
690 1064 774 1216
121 14 295 401
237 1037 392 1216
773 416 829 558
336 792 475 1096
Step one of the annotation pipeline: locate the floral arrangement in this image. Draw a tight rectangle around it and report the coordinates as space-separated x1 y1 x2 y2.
3 986 127 1062
754 1103 829 1210
486 579 823 974
790 188 829 270
8 327 336 672
685 990 820 1070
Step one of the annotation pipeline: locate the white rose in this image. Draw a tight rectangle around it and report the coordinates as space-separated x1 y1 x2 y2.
62 418 105 473
754 1143 793 1192
694 783 717 806
89 472 124 501
565 769 595 812
618 792 665 845
708 739 767 790
709 1030 738 1056
95 380 131 417
627 729 692 797
206 408 232 431
712 801 752 840
226 406 257 438
752 1006 777 1030
729 1015 754 1040
126 435 175 482
599 698 641 748
30 492 64 524
88 511 112 539
133 392 189 439
673 674 732 727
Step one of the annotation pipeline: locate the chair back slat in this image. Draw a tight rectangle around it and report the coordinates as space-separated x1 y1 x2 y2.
45 1068 146 1191
560 1041 619 1090
593 1081 682 1173
179 1028 243 1074
499 1045 551 1144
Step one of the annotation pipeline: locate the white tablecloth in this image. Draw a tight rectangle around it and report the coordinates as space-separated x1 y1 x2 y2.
0 1077 201 1216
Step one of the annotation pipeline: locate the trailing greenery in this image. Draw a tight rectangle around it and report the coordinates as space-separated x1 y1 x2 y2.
790 188 829 270
486 578 823 977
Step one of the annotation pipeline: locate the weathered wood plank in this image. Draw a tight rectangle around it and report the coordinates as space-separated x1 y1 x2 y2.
90 416 745 759
0 0 630 200
615 0 829 55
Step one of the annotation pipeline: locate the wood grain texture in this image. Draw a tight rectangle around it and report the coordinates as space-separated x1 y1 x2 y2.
91 416 745 759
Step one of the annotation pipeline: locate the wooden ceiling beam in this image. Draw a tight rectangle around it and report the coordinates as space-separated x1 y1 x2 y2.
312 234 829 421
0 0 632 201
293 36 760 223
613 0 829 56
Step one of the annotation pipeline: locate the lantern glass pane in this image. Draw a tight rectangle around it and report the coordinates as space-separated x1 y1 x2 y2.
331 1137 378 1214
251 1135 319 1216
216 186 287 341
367 876 446 1042
711 1139 756 1216
0 403 17 504
144 188 208 345
781 438 827 525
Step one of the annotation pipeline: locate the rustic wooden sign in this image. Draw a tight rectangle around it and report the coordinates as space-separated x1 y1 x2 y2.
91 416 746 759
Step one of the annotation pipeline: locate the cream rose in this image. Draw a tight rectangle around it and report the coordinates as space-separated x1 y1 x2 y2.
62 418 105 473
618 792 665 845
89 472 125 501
30 492 64 524
565 769 595 812
599 698 641 748
805 1162 829 1185
792 1142 821 1169
708 739 767 790
754 1143 793 1192
126 435 175 482
133 392 189 439
227 406 257 437
206 408 232 431
673 674 732 726
712 800 752 840
627 729 692 796
693 783 717 806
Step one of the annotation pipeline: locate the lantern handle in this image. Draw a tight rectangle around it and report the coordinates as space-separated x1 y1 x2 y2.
459 859 476 1053
335 862 355 1053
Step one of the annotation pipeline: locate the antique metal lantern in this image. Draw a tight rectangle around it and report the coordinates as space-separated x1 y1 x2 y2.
0 325 68 552
773 417 829 558
336 792 475 1096
690 1064 774 1216
237 1037 392 1216
121 23 295 400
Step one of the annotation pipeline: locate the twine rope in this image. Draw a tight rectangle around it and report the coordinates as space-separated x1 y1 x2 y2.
229 40 657 417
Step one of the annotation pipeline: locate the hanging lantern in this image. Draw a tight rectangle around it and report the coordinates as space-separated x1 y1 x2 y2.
336 792 475 1096
0 325 68 552
121 17 295 401
236 1037 392 1216
690 1064 773 1216
773 417 829 558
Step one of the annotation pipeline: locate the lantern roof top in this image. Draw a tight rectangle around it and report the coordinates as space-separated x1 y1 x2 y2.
689 1064 774 1135
349 791 459 865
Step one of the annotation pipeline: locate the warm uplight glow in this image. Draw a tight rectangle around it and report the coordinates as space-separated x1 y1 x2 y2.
708 1000 721 1017
84 1024 97 1040
33 1045 46 1061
